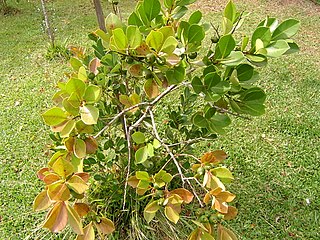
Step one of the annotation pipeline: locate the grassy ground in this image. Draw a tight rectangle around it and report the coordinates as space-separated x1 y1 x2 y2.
0 0 319 239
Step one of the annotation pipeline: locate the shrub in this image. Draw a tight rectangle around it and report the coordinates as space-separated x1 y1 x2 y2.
33 0 299 239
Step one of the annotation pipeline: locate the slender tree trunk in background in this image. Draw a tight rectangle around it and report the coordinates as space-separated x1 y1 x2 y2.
93 0 106 32
40 0 55 46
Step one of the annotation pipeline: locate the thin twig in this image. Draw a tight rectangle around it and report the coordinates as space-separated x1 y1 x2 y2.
176 153 200 162
122 115 131 210
210 103 251 120
210 22 220 38
231 11 244 34
167 137 212 147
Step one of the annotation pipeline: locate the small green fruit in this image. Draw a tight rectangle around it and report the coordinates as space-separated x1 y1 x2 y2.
188 52 198 59
211 36 219 43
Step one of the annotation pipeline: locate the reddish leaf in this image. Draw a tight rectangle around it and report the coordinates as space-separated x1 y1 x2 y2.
89 58 101 75
95 217 115 235
84 137 98 154
74 203 90 218
169 188 194 204
74 172 90 183
43 202 68 233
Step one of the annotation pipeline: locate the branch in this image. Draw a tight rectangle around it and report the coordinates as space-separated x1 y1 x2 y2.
148 109 185 184
94 102 149 139
210 103 251 120
167 137 213 147
231 11 244 34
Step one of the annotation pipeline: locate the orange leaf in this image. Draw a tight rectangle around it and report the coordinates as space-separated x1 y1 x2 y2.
74 203 90 218
33 190 52 211
37 167 50 180
76 222 95 240
67 204 83 235
43 201 68 233
217 191 235 203
214 199 228 214
95 217 115 235
212 150 228 163
43 173 61 185
222 206 238 220
169 188 194 204
203 192 211 204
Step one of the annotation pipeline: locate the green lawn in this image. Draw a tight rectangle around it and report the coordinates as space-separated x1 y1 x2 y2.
0 0 319 239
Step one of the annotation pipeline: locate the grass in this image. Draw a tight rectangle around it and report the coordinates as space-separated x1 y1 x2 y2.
0 0 319 239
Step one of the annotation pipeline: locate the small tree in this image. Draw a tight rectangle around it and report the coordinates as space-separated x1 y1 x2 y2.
33 0 299 239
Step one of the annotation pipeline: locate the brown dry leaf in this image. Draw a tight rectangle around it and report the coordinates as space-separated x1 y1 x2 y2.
95 217 115 235
89 58 101 75
74 203 90 218
222 206 238 220
170 188 194 204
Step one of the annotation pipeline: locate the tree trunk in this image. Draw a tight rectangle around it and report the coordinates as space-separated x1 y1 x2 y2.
93 0 106 32
40 0 55 46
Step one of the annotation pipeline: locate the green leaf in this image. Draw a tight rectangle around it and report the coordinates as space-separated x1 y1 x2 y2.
220 51 245 66
188 24 205 43
111 28 128 50
204 72 230 95
215 34 236 59
285 42 299 55
147 143 154 157
173 6 188 20
251 26 272 48
146 30 164 52
63 98 79 116
222 17 233 34
208 114 231 135
66 78 86 97
272 19 300 41
193 114 208 128
66 204 83 235
258 17 279 32
176 0 197 6
164 206 180 224
76 120 94 134
189 10 202 24
135 146 149 164
164 0 174 8
236 64 254 81
166 64 186 84
265 40 290 57
42 107 68 126
132 131 146 144
126 25 143 49
192 76 203 94
153 139 161 149
70 58 83 71
154 170 173 186
128 12 143 26
74 138 86 159
80 105 99 125
83 85 102 104
224 0 237 23
143 0 161 22
78 67 87 81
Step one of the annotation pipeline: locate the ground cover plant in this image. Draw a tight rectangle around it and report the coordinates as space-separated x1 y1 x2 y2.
33 0 301 239
0 0 319 239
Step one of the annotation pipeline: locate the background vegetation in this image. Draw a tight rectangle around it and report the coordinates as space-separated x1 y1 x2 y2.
0 0 319 239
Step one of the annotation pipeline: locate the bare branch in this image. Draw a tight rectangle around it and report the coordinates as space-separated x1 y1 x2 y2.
122 115 131 210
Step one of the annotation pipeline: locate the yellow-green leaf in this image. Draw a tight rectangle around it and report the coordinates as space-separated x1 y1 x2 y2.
60 119 76 138
52 157 74 178
47 182 71 201
66 204 83 235
80 105 99 125
217 225 238 240
74 138 87 159
67 175 89 194
164 205 180 224
33 190 52 211
42 107 68 126
83 85 102 104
